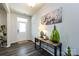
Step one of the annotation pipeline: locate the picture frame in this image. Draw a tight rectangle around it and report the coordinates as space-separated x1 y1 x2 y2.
41 7 62 25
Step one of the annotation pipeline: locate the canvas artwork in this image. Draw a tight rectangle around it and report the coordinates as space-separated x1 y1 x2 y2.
41 7 62 25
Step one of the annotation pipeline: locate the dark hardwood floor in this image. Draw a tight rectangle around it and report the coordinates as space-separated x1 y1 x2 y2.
0 40 52 56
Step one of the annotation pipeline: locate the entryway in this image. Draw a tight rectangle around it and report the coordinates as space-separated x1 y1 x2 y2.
17 17 28 41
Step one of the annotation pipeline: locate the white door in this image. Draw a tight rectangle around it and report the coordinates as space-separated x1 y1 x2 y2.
17 17 28 41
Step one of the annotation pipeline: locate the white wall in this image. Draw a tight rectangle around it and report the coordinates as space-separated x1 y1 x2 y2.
8 12 32 44
32 3 79 55
0 8 7 26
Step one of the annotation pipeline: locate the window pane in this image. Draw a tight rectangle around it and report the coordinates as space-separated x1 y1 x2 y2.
19 23 26 32
17 17 28 22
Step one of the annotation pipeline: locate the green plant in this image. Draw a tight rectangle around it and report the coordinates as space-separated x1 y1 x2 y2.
65 46 71 56
0 25 7 39
50 25 60 43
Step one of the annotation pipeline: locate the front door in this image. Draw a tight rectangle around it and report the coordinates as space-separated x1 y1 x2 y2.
17 17 27 41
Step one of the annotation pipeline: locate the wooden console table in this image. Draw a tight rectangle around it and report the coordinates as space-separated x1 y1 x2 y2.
35 37 62 56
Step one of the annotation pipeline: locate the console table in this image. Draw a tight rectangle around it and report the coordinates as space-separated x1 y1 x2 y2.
35 37 62 56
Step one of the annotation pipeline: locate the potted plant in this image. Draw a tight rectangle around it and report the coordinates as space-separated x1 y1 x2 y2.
0 25 7 36
0 25 7 46
65 46 71 56
50 25 60 43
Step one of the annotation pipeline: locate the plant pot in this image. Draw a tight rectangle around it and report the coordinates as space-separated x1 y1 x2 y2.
52 40 59 43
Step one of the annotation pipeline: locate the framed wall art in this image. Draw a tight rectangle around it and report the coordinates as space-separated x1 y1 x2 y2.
41 7 62 25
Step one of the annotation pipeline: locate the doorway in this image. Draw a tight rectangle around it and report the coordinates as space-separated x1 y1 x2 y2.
17 17 28 41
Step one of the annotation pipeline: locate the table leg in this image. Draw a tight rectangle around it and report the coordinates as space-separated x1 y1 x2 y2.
35 38 37 49
39 40 41 49
59 43 62 56
54 46 57 56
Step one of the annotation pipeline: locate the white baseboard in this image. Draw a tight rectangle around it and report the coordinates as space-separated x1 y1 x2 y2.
7 44 11 47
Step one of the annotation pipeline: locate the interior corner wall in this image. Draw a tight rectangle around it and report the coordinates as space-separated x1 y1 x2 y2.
32 3 79 55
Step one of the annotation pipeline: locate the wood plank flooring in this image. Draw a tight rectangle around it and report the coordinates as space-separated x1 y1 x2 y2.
0 40 52 56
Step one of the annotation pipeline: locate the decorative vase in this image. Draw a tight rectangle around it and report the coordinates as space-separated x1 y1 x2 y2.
40 31 44 38
50 25 60 43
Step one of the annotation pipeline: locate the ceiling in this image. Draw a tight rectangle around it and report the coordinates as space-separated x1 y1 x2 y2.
8 3 44 16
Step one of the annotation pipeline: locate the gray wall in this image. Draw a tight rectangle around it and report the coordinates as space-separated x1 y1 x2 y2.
32 3 79 55
0 7 7 26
